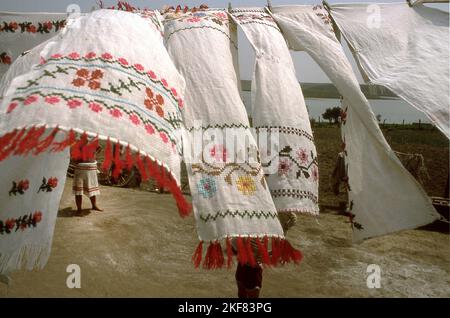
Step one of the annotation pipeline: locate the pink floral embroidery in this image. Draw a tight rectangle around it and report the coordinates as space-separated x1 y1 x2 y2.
312 166 319 182
85 52 96 59
39 57 46 65
67 99 82 109
118 57 128 66
129 114 140 125
148 70 157 79
278 158 292 176
7 102 18 113
110 108 122 118
50 53 62 59
296 148 309 164
170 88 178 96
209 144 227 162
45 96 60 104
187 17 201 23
68 52 80 59
161 79 168 87
101 52 113 60
159 132 169 143
89 102 103 113
24 95 38 105
133 63 144 71
145 124 155 135
178 99 184 108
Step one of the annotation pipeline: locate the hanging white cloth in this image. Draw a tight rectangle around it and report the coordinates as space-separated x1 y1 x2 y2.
0 12 67 80
230 8 319 215
0 135 69 274
270 5 440 241
329 3 449 139
163 8 301 268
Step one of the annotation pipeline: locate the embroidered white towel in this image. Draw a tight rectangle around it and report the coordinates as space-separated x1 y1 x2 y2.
163 8 302 268
231 8 319 215
271 5 439 241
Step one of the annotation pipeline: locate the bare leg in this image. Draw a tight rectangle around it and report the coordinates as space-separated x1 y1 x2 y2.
75 195 82 212
90 196 103 211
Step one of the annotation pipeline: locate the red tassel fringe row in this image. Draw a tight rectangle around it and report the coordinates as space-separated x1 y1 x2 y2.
192 237 303 270
0 126 191 217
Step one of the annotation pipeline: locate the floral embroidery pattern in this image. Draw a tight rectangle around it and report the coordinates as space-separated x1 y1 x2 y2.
312 5 334 32
278 158 292 176
0 211 43 235
236 175 256 195
266 145 318 180
209 144 227 163
191 161 265 189
0 20 66 33
144 87 165 117
197 177 217 199
8 179 29 196
37 177 58 193
72 69 104 90
340 107 348 125
199 209 278 222
0 52 12 65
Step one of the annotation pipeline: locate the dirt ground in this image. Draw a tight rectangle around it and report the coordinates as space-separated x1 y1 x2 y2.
1 127 449 298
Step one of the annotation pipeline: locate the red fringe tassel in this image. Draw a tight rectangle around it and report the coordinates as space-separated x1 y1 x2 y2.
192 236 303 270
0 127 192 217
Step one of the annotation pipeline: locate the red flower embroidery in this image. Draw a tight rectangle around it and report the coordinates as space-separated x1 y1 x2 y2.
101 52 113 60
45 96 60 104
26 25 37 33
110 108 122 118
18 179 29 191
89 102 103 113
9 22 18 30
160 132 169 143
72 68 103 90
67 99 82 109
312 166 319 182
161 79 168 87
5 219 15 231
145 124 155 135
118 57 128 66
129 114 140 125
178 99 184 108
278 158 292 176
144 87 165 117
32 211 43 223
43 21 52 30
209 144 227 162
7 102 18 113
24 95 38 105
134 63 144 71
47 177 58 188
68 52 80 59
50 53 62 59
148 70 157 79
296 148 309 164
85 52 96 59
170 88 178 96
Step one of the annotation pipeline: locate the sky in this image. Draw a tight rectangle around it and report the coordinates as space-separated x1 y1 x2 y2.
0 0 448 122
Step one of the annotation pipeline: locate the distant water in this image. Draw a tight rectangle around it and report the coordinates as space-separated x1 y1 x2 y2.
242 92 430 124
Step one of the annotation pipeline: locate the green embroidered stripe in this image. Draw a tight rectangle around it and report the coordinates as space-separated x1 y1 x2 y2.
238 21 281 32
186 123 251 131
199 209 278 222
271 189 318 204
255 126 314 142
165 25 238 49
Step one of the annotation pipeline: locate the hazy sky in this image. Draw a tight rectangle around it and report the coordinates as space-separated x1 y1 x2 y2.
0 0 447 83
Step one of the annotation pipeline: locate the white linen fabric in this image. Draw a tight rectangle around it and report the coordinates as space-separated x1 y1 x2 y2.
0 136 69 274
231 8 319 215
330 3 449 139
163 8 301 268
270 5 440 241
0 12 67 80
0 9 189 214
